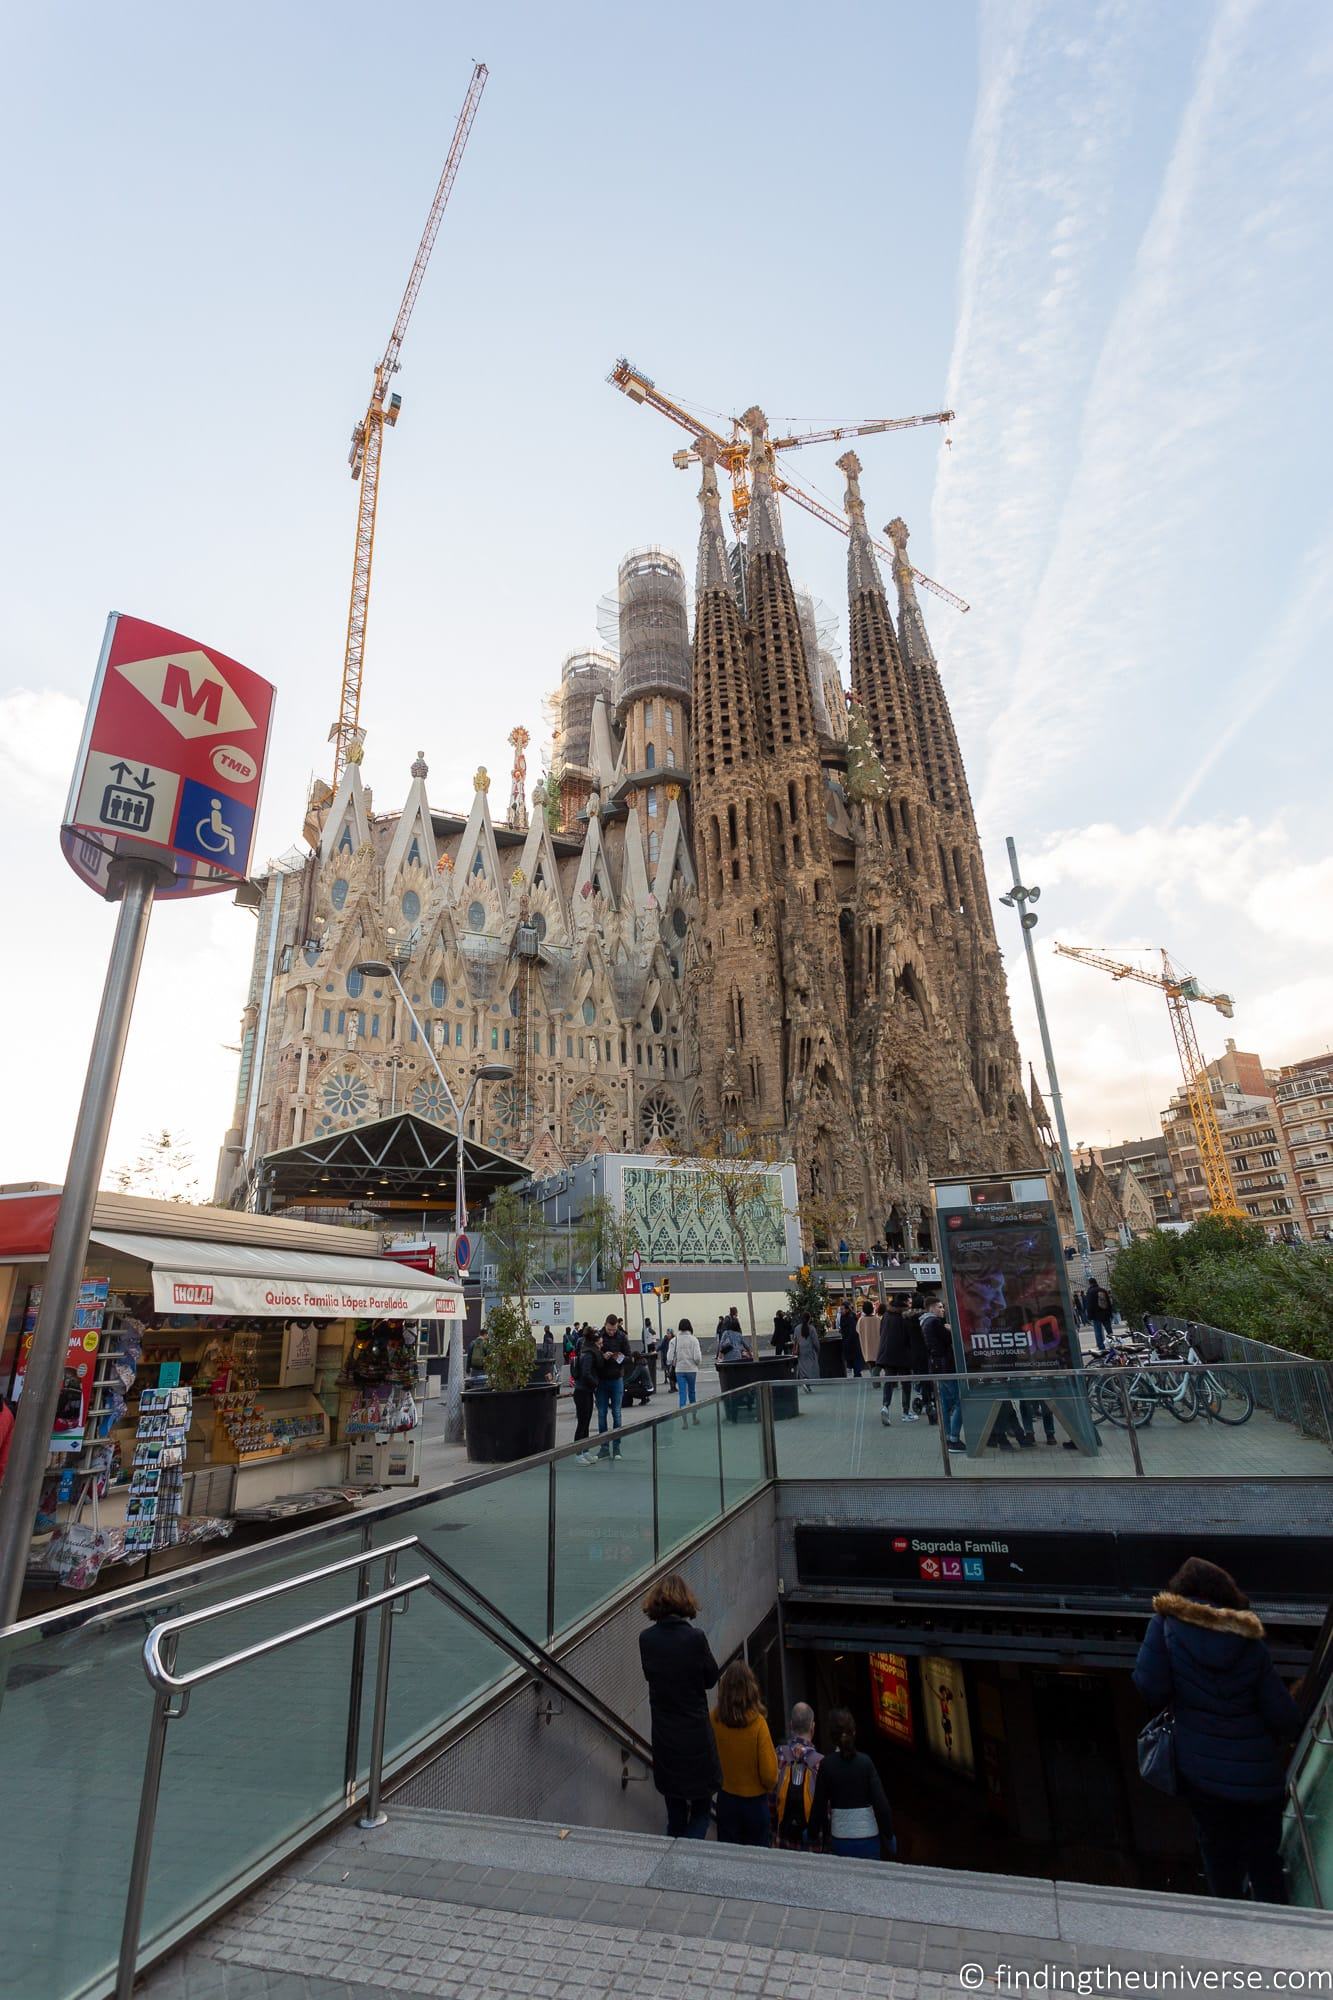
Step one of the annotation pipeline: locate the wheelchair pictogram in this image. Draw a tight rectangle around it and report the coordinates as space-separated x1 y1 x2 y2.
194 796 237 857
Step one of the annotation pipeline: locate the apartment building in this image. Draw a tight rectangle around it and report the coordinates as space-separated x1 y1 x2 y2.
1274 1053 1333 1241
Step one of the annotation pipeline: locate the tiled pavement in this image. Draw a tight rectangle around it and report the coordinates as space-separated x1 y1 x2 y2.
142 1809 1333 2000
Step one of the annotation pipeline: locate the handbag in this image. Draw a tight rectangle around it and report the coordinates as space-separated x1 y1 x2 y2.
1137 1708 1179 1794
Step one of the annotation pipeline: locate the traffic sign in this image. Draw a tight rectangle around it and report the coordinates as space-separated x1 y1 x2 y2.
631 1249 642 1273
455 1232 472 1273
621 1267 640 1297
62 613 275 900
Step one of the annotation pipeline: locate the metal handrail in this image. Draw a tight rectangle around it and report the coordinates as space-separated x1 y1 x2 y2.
410 1541 654 1766
141 1535 422 1697
117 1542 420 2000
116 1530 656 2000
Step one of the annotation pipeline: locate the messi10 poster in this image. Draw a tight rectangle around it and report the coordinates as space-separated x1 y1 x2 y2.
941 1199 1075 1374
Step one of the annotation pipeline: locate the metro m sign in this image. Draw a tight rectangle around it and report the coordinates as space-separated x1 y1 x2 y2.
62 613 274 900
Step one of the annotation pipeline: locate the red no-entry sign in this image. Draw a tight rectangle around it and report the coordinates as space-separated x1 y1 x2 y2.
61 612 275 899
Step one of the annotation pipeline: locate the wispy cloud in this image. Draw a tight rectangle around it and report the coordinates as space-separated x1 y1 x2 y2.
934 0 1333 829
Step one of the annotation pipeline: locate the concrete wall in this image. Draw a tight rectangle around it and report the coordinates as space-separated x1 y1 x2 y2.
394 1489 778 1834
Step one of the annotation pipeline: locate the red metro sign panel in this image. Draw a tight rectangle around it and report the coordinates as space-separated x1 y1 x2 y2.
61 613 275 900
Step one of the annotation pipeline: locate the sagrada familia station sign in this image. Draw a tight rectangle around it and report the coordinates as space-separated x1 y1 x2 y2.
215 421 1040 1250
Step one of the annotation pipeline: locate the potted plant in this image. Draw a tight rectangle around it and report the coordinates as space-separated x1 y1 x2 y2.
462 1192 560 1463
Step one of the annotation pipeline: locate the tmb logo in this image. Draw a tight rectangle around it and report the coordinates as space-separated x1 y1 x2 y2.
172 1282 214 1307
115 651 257 741
892 1535 909 1552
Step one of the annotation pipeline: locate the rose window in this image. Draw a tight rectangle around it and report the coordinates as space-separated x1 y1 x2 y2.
490 1083 521 1129
411 1079 450 1122
320 1070 370 1119
570 1089 607 1135
639 1091 680 1144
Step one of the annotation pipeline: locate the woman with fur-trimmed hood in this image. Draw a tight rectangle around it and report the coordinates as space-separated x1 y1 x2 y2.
1133 1557 1301 1904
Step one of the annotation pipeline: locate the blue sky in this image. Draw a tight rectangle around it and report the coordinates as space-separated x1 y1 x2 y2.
1 0 1329 1188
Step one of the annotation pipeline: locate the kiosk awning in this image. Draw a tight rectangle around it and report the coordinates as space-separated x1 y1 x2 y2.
88 1230 463 1321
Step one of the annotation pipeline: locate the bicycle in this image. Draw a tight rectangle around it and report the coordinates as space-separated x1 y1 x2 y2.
1179 1329 1255 1426
1093 1352 1201 1427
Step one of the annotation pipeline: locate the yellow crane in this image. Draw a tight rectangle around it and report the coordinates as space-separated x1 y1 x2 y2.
1053 944 1241 1217
607 357 969 612
330 61 489 785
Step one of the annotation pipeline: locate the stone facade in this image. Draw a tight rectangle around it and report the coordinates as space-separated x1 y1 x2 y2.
216 435 1040 1247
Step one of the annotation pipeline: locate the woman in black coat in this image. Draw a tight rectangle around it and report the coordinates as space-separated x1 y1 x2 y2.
875 1305 912 1421
639 1572 720 1839
1133 1557 1300 1903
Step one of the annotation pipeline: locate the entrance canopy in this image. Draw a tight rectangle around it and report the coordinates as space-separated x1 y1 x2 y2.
89 1229 463 1320
261 1112 529 1213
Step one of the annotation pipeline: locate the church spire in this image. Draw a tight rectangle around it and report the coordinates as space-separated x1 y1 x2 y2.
695 434 734 598
887 516 967 818
743 406 818 756
692 437 761 784
839 454 921 777
743 404 785 558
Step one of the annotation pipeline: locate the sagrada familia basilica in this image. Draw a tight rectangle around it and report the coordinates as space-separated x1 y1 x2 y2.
215 415 1041 1251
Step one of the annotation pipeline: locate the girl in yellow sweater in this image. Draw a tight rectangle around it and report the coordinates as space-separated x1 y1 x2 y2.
710 1661 778 1845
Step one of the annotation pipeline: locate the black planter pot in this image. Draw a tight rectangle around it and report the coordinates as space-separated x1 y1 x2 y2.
716 1354 801 1421
462 1382 559 1464
818 1337 848 1380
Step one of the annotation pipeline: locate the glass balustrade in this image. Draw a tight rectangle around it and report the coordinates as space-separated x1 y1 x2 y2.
4 1357 1329 1998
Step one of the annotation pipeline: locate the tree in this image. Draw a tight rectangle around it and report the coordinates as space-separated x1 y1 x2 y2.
1110 1216 1333 1362
674 1131 786 1346
578 1193 637 1292
799 1189 862 1265
786 1263 829 1326
478 1188 540 1389
109 1130 199 1204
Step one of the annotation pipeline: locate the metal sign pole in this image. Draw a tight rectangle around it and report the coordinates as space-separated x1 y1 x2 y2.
1003 837 1094 1285
0 861 160 1626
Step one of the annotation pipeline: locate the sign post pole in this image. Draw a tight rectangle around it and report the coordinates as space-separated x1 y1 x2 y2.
0 861 162 1625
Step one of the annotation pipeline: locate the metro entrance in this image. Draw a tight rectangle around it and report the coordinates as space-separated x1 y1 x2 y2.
773 1597 1320 1895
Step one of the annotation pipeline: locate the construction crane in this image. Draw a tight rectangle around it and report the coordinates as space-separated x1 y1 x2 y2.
607 357 968 612
1054 945 1241 1217
330 61 489 785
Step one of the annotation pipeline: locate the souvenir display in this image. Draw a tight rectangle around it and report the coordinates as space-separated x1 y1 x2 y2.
124 1388 191 1553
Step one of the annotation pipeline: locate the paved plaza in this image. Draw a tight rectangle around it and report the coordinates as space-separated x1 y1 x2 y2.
144 1810 1333 2000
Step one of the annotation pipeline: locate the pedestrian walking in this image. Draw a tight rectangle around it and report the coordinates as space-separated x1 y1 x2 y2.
1132 1558 1300 1904
857 1298 879 1371
795 1315 821 1391
716 1308 749 1364
673 1319 703 1422
639 1573 720 1840
904 1294 930 1421
1086 1280 1115 1353
595 1315 630 1460
772 1309 793 1357
875 1300 911 1424
711 1660 778 1846
772 1702 824 1850
921 1299 964 1451
662 1327 677 1392
572 1329 600 1461
838 1298 862 1378
809 1710 895 1860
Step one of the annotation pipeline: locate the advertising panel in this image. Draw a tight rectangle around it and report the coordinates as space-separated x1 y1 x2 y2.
868 1652 914 1746
13 1278 109 1452
939 1198 1075 1374
921 1655 975 1776
61 612 275 900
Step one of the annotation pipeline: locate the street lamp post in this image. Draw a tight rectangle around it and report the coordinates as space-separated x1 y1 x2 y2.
998 839 1094 1285
354 960 511 1443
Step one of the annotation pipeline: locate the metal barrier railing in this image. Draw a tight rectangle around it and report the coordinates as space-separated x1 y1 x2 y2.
116 1532 654 2000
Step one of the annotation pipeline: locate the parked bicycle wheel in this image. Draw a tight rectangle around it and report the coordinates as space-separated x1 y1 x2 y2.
1094 1373 1153 1427
1156 1370 1200 1421
1200 1372 1255 1425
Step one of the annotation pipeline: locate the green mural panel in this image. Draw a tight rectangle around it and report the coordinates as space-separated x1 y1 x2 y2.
621 1167 787 1266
